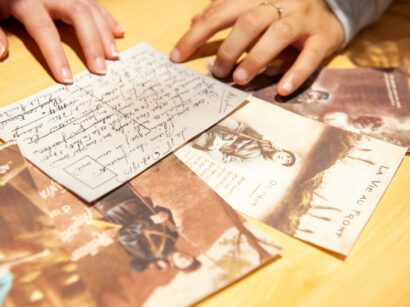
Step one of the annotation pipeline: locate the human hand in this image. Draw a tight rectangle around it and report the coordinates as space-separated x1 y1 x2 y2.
0 0 124 84
171 0 344 96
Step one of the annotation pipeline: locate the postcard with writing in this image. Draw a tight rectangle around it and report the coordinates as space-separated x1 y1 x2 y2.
175 96 406 255
28 154 280 307
253 67 410 150
0 43 247 202
0 143 95 307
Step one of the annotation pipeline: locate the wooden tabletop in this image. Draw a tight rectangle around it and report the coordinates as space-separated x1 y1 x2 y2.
1 0 409 306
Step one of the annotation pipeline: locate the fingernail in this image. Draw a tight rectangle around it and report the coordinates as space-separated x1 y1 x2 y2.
212 65 225 78
61 67 73 84
95 57 106 74
282 80 293 92
115 25 125 35
234 68 248 83
170 48 181 62
110 43 119 58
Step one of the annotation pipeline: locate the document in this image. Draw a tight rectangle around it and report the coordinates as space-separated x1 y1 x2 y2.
29 153 280 307
0 143 95 307
0 43 246 202
176 96 406 255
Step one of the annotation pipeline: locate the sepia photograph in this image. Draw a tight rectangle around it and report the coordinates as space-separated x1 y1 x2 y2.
176 97 406 255
0 143 95 307
253 67 410 149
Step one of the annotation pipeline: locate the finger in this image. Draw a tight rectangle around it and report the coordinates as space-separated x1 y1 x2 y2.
191 10 205 24
0 26 8 59
98 6 124 38
212 5 280 78
64 2 106 74
170 1 256 62
13 5 73 83
87 3 119 59
277 36 333 95
233 17 301 85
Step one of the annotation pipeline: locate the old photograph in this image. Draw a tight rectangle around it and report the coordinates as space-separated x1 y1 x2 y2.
253 67 410 149
0 143 95 307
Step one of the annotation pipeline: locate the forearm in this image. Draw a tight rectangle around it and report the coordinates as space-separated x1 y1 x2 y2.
325 0 394 46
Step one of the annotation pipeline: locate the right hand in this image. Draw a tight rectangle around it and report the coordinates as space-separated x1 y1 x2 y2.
0 0 124 84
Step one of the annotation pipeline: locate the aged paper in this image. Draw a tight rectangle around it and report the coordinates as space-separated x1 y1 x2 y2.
0 43 246 202
28 154 280 307
253 67 410 150
0 143 95 307
176 96 406 255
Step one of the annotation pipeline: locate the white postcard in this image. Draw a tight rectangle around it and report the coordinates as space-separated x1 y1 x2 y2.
0 44 246 202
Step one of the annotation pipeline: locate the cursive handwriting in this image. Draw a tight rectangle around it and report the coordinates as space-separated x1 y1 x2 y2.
0 44 246 201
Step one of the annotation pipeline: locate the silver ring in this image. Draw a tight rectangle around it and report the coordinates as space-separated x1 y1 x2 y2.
260 1 283 19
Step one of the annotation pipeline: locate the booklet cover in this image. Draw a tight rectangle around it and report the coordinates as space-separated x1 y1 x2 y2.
0 142 95 307
176 96 406 255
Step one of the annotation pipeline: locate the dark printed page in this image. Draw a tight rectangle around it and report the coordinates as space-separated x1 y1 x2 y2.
28 154 280 307
253 67 410 149
0 143 95 307
176 96 406 255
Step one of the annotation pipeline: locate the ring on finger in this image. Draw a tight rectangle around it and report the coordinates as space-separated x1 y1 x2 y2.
259 1 283 19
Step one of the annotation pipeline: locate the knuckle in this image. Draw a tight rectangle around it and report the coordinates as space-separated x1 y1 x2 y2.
217 46 235 63
70 1 90 14
246 52 265 68
29 19 52 33
237 10 264 31
305 47 322 61
200 11 220 27
274 20 294 40
199 4 232 30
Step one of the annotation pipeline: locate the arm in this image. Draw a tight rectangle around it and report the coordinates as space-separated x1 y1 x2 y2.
325 0 394 46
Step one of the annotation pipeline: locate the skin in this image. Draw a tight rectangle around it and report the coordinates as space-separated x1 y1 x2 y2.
171 0 344 96
273 151 294 165
171 251 195 270
0 0 124 84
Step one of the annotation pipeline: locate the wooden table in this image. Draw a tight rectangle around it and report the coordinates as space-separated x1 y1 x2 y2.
1 0 409 306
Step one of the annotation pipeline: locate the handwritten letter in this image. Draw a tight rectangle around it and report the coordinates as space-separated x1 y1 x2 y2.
0 44 247 201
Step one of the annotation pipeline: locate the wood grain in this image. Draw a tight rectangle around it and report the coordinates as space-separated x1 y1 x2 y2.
0 1 409 306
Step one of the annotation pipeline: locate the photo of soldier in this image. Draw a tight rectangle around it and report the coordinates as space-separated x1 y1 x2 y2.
296 89 330 104
95 185 201 273
193 117 297 167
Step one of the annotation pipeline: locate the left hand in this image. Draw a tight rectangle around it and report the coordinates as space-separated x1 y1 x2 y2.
170 0 344 96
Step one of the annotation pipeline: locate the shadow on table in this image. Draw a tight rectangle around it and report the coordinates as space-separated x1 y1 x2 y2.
1 18 89 81
346 0 410 77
